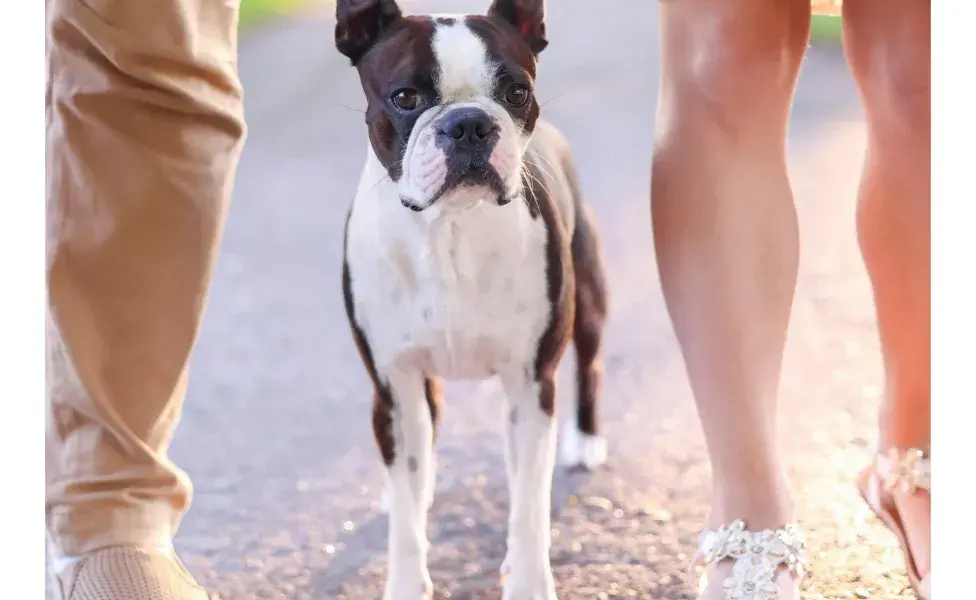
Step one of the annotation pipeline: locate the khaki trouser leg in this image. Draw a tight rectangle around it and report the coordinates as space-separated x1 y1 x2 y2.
46 0 245 558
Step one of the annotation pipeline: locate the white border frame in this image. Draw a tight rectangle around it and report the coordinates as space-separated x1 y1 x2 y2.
931 1 974 597
1 0 46 597
9 1 970 598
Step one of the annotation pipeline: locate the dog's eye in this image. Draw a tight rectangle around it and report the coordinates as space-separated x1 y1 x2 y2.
391 89 421 111
503 84 530 107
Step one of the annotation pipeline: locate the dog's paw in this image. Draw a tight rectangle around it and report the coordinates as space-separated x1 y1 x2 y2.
558 421 608 470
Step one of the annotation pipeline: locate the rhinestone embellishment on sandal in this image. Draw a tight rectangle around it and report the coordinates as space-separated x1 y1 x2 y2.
695 520 808 600
876 447 930 494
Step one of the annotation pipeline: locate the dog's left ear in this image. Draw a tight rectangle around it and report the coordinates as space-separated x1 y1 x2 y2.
487 0 548 54
335 0 403 65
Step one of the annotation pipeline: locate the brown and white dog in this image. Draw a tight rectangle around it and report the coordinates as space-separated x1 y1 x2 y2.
337 1 609 597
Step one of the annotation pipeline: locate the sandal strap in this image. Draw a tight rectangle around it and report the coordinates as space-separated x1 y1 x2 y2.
695 520 808 599
876 447 930 494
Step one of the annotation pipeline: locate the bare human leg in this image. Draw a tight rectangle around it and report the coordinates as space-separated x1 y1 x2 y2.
844 0 931 590
651 0 811 597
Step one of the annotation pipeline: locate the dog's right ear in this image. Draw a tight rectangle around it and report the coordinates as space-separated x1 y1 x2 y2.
335 0 403 65
487 0 547 54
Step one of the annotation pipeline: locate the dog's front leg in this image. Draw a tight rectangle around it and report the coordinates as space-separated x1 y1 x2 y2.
499 369 559 600
375 369 435 600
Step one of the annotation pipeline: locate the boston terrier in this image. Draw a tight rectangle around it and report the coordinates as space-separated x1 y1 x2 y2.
336 1 609 597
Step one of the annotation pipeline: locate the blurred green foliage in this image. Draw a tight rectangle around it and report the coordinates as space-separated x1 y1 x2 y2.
239 0 313 28
810 14 843 44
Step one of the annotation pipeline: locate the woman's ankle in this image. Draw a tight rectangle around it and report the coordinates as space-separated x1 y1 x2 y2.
878 381 930 453
879 420 930 456
708 473 796 530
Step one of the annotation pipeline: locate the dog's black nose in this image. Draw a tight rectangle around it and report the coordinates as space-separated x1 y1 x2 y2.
437 108 497 146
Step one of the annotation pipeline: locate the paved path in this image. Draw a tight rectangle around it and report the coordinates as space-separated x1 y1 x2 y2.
167 2 916 598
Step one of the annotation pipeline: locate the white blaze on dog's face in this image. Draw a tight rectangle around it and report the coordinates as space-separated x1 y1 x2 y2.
335 0 549 213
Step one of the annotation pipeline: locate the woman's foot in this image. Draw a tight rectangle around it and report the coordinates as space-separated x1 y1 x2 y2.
694 519 807 600
858 448 931 599
892 487 931 580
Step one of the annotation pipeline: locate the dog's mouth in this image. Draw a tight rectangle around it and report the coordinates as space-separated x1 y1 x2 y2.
401 164 516 212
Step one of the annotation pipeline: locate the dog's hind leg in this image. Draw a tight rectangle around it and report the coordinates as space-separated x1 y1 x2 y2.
560 203 609 471
422 376 442 506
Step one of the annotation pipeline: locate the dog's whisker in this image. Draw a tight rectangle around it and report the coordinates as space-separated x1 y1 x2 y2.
331 102 367 115
521 181 543 217
539 87 576 109
527 170 554 198
531 154 560 184
519 164 546 207
528 167 559 207
526 154 557 185
366 157 405 195
533 151 558 172
520 165 552 213
367 172 394 195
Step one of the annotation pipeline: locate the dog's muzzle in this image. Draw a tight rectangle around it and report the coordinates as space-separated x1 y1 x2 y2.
436 107 503 188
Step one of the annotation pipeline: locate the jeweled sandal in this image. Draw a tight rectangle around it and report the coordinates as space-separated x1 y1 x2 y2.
694 519 808 599
858 447 931 600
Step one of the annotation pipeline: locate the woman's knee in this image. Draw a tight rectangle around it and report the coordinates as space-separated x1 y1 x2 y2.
843 0 930 141
656 0 811 137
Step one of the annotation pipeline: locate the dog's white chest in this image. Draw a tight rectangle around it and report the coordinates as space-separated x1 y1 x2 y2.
347 198 550 380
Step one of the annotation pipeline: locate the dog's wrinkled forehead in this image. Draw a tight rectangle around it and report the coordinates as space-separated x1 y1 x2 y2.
356 15 537 104
432 18 497 100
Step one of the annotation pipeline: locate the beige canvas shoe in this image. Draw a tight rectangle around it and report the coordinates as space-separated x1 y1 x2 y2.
53 546 218 600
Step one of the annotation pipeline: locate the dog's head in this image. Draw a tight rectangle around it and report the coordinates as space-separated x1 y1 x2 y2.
336 0 548 212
